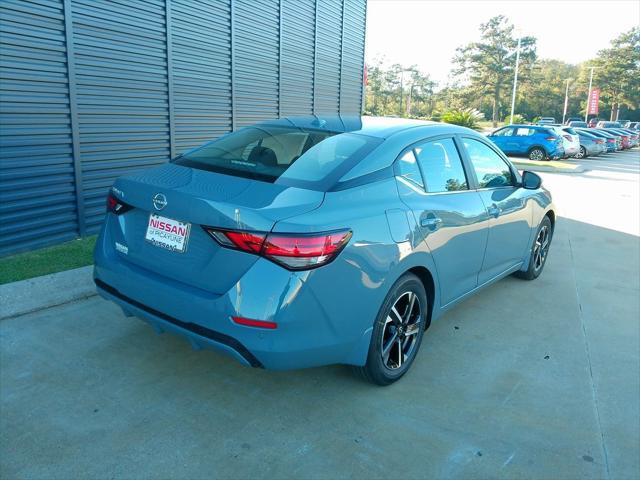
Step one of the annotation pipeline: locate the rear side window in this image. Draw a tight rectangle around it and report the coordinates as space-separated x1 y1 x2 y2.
563 127 577 135
173 126 380 189
515 127 534 136
414 138 468 193
396 150 424 188
463 138 514 188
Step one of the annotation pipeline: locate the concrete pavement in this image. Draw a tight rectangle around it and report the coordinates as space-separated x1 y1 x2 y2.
1 150 638 479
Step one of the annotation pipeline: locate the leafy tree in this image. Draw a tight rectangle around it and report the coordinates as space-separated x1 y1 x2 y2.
452 16 536 126
365 18 639 123
364 59 436 118
518 59 581 121
591 27 640 120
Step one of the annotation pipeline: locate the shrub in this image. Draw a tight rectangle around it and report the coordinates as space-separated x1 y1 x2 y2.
441 108 485 130
504 114 527 124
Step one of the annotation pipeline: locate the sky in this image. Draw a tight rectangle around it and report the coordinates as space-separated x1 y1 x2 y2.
366 0 640 86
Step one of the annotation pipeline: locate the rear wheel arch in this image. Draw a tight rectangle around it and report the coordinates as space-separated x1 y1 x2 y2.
407 266 435 329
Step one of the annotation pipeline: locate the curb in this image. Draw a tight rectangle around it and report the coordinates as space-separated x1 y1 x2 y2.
511 162 587 174
0 265 96 320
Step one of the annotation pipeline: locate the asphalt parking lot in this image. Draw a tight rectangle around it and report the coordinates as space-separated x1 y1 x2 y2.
1 150 639 480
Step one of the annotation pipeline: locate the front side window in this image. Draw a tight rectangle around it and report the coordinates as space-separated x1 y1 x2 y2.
463 138 514 189
414 138 468 193
493 127 514 137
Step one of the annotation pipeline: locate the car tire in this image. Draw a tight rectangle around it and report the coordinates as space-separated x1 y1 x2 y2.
528 147 546 161
514 216 553 281
354 273 428 386
575 146 587 159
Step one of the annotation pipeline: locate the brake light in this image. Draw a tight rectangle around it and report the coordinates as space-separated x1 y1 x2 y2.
545 136 559 142
106 192 132 215
205 228 352 270
210 230 266 254
595 139 604 144
562 135 573 142
607 138 615 143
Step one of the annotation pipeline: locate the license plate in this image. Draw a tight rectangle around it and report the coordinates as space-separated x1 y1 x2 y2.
145 214 191 253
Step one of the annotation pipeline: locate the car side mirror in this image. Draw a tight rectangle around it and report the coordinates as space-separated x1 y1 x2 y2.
522 170 542 190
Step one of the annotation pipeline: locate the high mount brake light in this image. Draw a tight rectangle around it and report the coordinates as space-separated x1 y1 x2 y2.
106 192 132 215
204 228 352 270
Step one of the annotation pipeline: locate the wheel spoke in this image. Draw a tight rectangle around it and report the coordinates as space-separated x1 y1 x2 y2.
396 338 403 367
404 292 416 324
390 306 403 326
405 322 420 336
382 331 398 365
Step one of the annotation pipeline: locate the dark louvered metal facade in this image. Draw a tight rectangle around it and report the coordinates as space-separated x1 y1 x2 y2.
0 0 366 256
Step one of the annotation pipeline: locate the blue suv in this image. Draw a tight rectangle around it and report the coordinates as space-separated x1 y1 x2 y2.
488 125 564 161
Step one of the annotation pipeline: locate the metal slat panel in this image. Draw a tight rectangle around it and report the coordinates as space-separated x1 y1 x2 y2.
340 0 365 114
315 0 342 114
0 0 367 256
234 0 279 127
70 0 170 233
171 0 232 152
0 0 78 256
280 0 314 116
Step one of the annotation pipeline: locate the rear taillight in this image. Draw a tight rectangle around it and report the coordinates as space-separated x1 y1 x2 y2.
607 138 615 143
106 192 132 215
545 136 559 142
595 139 604 144
205 228 352 270
562 135 573 142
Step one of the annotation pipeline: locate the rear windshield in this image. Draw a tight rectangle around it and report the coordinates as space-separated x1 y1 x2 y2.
173 126 381 189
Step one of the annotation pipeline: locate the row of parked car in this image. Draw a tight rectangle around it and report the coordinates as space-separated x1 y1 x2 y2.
487 120 639 161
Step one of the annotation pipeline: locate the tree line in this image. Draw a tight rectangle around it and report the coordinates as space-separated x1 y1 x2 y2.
365 16 640 127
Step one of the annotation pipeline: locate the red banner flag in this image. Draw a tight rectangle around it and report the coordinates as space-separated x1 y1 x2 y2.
588 88 600 115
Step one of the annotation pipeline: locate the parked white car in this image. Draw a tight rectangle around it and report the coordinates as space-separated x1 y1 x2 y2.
551 126 580 158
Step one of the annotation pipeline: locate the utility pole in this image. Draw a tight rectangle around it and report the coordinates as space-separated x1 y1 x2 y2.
509 33 522 124
399 69 404 115
584 66 600 122
562 78 572 124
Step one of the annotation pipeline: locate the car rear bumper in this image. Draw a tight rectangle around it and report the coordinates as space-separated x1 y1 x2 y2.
564 145 579 157
548 146 564 159
93 226 368 370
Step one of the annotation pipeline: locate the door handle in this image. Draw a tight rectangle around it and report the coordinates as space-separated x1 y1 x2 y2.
420 216 443 229
487 204 500 218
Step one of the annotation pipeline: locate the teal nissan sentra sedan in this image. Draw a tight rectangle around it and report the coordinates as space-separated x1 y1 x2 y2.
95 116 555 385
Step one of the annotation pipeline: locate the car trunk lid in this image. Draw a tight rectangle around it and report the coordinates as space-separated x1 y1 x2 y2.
107 163 324 294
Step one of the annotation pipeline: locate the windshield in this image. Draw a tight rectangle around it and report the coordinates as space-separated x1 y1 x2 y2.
173 126 381 189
